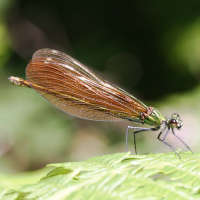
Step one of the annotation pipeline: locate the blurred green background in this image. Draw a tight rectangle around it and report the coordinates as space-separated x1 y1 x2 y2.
1 0 200 172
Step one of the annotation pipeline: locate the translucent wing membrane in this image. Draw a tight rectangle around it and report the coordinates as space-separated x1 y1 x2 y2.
26 48 147 121
10 48 193 158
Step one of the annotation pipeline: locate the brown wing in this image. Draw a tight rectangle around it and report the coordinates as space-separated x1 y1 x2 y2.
26 48 147 122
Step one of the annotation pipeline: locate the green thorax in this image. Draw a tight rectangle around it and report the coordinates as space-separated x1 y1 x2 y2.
143 108 166 128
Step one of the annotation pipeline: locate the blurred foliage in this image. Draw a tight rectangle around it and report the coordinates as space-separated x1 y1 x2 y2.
1 0 200 173
164 18 200 79
1 152 200 199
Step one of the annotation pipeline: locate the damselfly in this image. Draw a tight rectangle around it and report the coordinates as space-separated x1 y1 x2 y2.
9 49 193 158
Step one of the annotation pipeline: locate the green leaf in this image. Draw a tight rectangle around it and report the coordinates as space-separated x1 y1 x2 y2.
1 151 200 200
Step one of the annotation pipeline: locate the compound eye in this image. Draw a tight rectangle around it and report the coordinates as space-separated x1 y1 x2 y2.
169 119 177 128
174 113 179 117
171 113 180 119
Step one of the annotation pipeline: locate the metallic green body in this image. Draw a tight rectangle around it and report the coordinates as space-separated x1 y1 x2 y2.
144 108 166 128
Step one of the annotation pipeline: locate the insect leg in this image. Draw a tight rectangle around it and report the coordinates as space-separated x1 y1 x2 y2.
172 129 193 153
157 124 174 149
126 126 157 154
157 128 181 159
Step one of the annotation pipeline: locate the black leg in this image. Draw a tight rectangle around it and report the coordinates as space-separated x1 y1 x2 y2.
126 126 157 154
157 127 173 149
172 129 193 153
157 127 181 159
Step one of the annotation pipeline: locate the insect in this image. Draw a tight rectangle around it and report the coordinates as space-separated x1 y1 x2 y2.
9 48 193 158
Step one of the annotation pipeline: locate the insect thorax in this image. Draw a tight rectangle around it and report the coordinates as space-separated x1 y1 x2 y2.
142 107 166 128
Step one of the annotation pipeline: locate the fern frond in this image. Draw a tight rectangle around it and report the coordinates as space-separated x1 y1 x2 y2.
1 151 200 200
